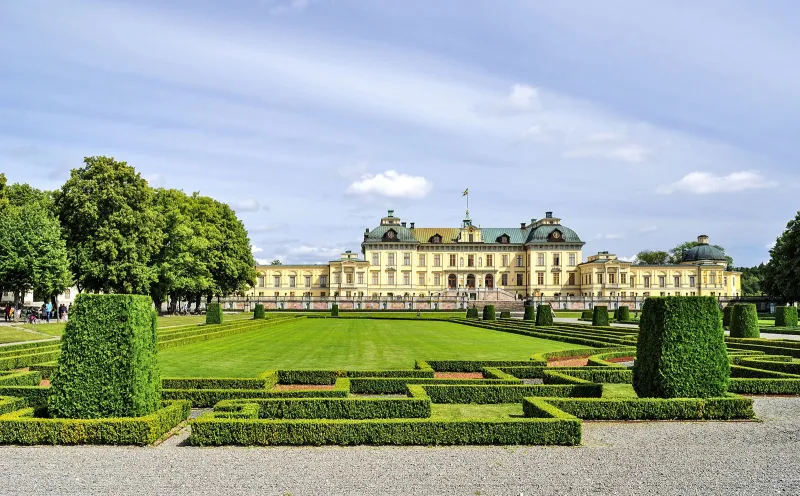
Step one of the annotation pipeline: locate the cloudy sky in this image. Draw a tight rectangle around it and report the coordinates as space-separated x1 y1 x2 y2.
1 0 797 267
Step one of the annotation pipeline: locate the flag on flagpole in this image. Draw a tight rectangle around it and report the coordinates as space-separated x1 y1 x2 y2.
462 188 469 196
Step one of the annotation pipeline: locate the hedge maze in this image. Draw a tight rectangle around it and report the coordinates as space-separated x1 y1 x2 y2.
0 297 799 446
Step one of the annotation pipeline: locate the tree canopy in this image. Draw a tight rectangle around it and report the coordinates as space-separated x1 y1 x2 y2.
764 211 800 303
270 260 282 266
634 250 670 265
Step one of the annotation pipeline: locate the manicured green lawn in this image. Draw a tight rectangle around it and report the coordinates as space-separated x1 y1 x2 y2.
0 326 55 344
431 403 522 419
602 383 638 398
158 318 586 377
264 312 464 319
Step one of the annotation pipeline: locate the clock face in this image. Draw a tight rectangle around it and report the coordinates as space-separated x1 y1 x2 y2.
552 231 561 239
387 231 395 239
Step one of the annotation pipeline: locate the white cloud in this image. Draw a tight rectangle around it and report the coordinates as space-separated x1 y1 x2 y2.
251 244 264 254
508 84 542 111
656 171 778 195
231 198 263 212
562 144 650 163
144 173 164 187
618 255 637 262
639 225 658 233
593 233 624 240
346 170 432 199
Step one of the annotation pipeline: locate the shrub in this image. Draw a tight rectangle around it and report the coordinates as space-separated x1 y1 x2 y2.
214 397 431 420
482 305 496 321
499 311 511 320
776 306 799 327
419 383 601 403
523 306 536 321
331 304 339 317
534 396 754 420
535 305 554 326
616 306 630 321
730 303 760 338
581 310 592 320
592 306 609 326
48 294 161 419
206 303 223 324
465 306 479 319
722 305 733 328
253 303 265 319
633 296 729 398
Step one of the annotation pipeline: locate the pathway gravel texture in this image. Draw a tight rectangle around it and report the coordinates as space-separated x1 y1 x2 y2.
0 397 798 495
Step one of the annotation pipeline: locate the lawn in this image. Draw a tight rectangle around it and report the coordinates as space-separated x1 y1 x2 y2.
0 326 56 344
264 311 464 319
158 318 586 377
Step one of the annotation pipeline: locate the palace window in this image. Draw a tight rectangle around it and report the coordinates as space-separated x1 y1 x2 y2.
537 253 545 266
629 276 635 287
609 273 616 284
710 273 716 285
690 276 696 287
418 254 426 266
434 254 441 267
621 292 626 298
501 274 508 286
568 273 576 285
703 275 708 285
274 292 280 297
388 253 395 266
304 276 311 287
658 276 665 288
334 274 340 284
468 255 475 267
620 273 627 285
537 272 544 285
597 274 604 284
516 273 524 286
372 253 379 266
419 274 425 286
675 292 680 296
516 255 524 267
553 253 560 267
372 273 379 285
434 273 441 285
346 274 353 284
273 276 281 287
258 276 265 287
569 253 576 266
449 254 457 267
643 276 651 288
674 275 680 287
403 253 411 266
553 272 560 285
724 276 728 286
388 273 395 285
499 235 509 243
486 255 493 267
358 273 364 284
403 273 410 285
432 235 441 243
289 276 296 288
468 233 474 243
320 276 327 288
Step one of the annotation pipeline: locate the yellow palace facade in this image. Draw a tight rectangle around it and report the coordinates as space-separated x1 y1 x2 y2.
249 210 741 309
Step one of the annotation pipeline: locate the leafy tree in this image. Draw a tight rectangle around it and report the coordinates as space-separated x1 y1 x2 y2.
0 173 7 208
669 241 733 266
0 201 71 302
54 156 162 294
270 260 282 266
635 250 670 265
764 212 800 303
732 264 765 296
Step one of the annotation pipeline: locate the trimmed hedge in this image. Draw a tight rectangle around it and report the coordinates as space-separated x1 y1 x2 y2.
0 396 26 416
348 377 520 395
418 383 601 403
331 304 339 317
616 306 630 322
213 397 431 420
581 310 592 320
206 303 223 324
163 386 350 408
592 306 609 327
190 416 581 446
466 307 479 319
161 377 272 390
530 396 754 420
276 369 434 385
253 303 265 319
424 359 543 372
499 311 511 320
535 305 554 326
523 306 536 321
0 371 42 387
634 296 729 398
49 294 161 419
0 400 190 446
482 305 496 321
0 386 50 408
722 305 733 328
776 306 799 328
730 303 760 339
727 378 800 395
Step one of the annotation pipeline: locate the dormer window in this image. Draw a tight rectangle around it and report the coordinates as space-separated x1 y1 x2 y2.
383 229 399 242
548 229 565 242
497 234 510 244
430 234 442 244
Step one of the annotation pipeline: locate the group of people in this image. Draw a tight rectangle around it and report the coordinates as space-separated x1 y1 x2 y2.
2 301 68 324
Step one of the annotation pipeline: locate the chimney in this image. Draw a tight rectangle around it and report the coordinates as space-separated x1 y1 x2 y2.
401 222 407 228
546 211 553 219
410 222 415 229
521 222 526 229
698 234 709 244
365 228 369 234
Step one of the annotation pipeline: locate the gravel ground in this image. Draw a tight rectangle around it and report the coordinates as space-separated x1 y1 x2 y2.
0 397 798 495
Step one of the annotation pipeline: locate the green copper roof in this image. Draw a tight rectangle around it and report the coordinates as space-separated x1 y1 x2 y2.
363 225 419 243
525 224 582 243
681 243 726 262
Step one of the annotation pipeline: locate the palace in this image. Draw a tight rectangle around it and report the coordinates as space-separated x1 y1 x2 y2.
250 210 742 302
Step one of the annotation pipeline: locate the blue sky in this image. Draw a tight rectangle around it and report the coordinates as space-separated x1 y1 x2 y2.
1 0 797 267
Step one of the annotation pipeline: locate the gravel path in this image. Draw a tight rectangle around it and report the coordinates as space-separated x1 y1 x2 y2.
0 397 798 495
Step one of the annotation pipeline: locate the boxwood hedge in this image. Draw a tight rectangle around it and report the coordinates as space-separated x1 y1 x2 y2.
214 397 431 420
466 306 479 319
722 305 733 328
48 294 161 419
592 306 609 326
482 305 496 321
253 303 265 319
535 305 554 326
633 296 729 398
523 306 536 321
206 303 223 324
730 303 760 339
616 306 630 321
331 304 339 317
776 306 799 328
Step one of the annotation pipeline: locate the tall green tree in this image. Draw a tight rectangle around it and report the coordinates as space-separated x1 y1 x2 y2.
54 156 162 294
669 240 733 266
635 250 670 265
764 212 800 303
0 201 71 302
0 173 7 208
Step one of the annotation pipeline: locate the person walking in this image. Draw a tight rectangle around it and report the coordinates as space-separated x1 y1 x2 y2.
45 301 53 323
3 303 10 322
15 300 22 322
59 303 67 322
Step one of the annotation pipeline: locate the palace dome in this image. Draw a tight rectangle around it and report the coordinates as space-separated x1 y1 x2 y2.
681 235 727 263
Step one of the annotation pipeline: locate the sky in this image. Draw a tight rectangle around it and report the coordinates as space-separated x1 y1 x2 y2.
1 0 798 267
